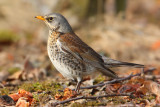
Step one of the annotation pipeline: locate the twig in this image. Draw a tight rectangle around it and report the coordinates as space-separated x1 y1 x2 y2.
79 67 155 90
53 68 155 106
51 93 131 106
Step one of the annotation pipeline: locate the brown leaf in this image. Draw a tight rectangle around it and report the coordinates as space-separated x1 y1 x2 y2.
106 83 121 93
118 84 141 94
16 97 29 107
18 89 33 104
126 69 141 75
9 89 34 105
54 93 63 101
7 70 23 81
9 93 21 102
151 40 160 51
0 70 9 81
111 83 122 90
18 89 33 97
7 53 14 61
153 66 160 75
63 88 75 99
21 59 46 81
54 88 76 101
129 76 145 84
140 81 160 96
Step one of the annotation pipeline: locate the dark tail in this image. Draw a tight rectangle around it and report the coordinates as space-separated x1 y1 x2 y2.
103 57 144 68
97 67 118 79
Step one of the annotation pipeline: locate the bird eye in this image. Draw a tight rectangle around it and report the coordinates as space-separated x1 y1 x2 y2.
47 17 53 22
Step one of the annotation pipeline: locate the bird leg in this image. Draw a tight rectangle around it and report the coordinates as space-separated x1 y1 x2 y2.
75 81 81 94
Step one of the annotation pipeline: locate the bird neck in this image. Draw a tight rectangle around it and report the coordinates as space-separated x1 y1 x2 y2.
49 30 61 39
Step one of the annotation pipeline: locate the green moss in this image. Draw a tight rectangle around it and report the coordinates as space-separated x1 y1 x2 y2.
0 88 10 95
93 75 106 85
17 81 63 105
148 95 156 101
35 93 51 105
71 102 83 107
71 100 108 106
134 95 156 104
0 30 19 43
8 67 20 75
33 93 40 102
19 81 62 96
84 101 106 106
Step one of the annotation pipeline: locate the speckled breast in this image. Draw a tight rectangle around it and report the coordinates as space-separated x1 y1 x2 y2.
47 32 85 80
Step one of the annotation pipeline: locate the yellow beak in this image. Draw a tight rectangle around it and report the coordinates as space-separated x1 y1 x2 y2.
35 16 45 21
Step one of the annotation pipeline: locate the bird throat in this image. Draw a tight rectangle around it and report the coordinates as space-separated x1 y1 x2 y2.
50 30 61 39
48 31 61 46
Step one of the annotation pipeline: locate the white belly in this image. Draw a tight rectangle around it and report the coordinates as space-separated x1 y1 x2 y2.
52 58 74 80
47 46 75 80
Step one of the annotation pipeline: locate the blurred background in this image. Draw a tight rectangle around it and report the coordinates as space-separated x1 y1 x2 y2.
0 0 160 82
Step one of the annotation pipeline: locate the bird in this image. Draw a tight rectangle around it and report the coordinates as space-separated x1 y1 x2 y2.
35 13 144 93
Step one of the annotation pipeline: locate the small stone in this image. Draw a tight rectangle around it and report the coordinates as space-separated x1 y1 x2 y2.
0 95 15 106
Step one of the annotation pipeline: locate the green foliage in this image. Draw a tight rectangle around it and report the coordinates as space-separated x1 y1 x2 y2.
18 81 63 105
71 101 106 107
19 81 62 95
71 102 83 107
0 30 19 43
134 95 156 104
84 101 106 106
8 67 20 75
0 88 10 96
93 75 106 84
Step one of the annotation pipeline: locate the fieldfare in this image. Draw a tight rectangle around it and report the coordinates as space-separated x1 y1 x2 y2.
35 13 144 93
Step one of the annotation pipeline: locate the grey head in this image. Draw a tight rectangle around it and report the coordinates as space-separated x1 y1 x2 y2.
37 13 73 33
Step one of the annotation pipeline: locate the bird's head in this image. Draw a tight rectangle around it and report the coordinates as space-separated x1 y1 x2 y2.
35 13 73 33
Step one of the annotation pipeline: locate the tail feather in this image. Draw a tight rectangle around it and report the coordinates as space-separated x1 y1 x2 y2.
97 67 118 79
103 57 144 68
105 61 144 68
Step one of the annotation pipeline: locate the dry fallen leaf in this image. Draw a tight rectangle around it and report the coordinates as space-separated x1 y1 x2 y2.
18 89 34 104
129 76 145 84
55 88 76 101
139 81 160 96
151 40 160 51
7 70 23 81
9 93 21 102
126 69 141 75
63 88 75 98
16 97 29 107
106 83 121 93
118 84 141 94
18 89 33 97
9 89 34 105
21 59 46 81
137 80 160 104
0 70 9 81
54 93 63 101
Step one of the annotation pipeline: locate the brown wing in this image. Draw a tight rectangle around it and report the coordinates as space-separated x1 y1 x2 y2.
59 33 104 65
59 32 117 78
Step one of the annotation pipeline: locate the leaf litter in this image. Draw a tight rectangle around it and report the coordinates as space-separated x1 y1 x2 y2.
0 7 160 106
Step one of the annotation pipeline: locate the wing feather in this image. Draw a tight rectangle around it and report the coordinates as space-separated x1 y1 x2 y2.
59 33 117 78
59 33 104 65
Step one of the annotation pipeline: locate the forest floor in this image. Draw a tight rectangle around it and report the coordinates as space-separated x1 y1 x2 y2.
0 14 160 106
